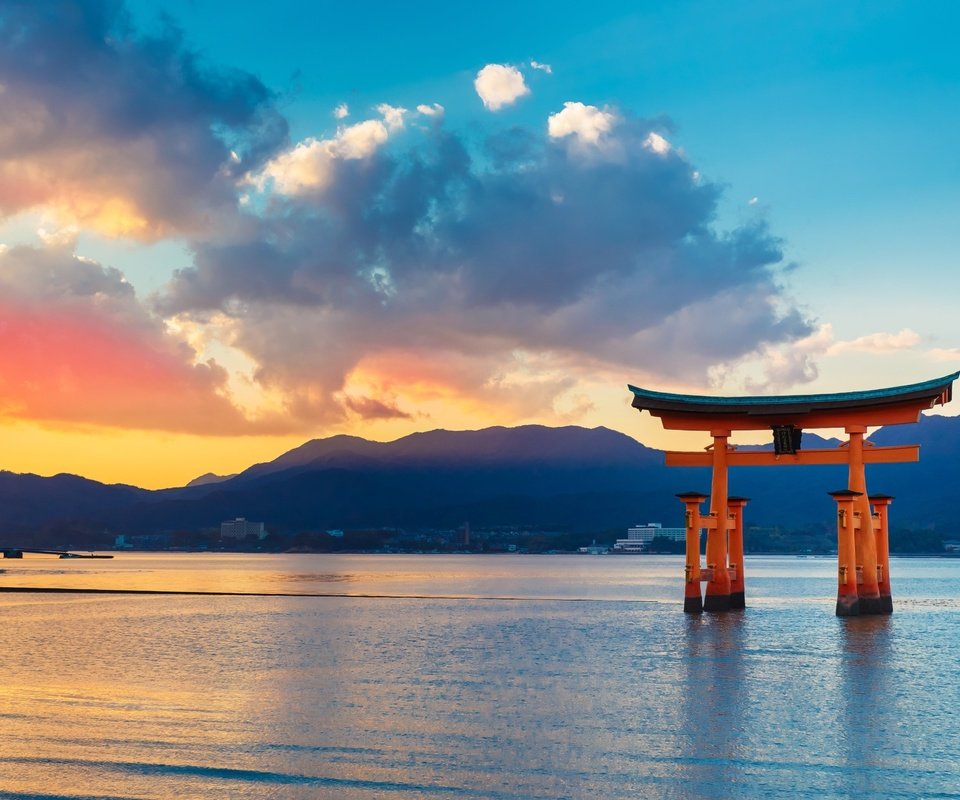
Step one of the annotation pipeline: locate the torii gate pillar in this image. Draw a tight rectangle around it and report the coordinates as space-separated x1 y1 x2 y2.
846 426 883 613
677 492 708 613
703 431 732 612
829 489 862 616
727 496 749 609
870 494 895 613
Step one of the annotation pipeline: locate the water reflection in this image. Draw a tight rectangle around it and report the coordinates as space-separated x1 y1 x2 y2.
677 612 748 799
2 558 960 798
839 615 893 798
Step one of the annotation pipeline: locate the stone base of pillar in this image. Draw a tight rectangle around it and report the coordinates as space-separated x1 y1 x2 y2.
858 594 886 615
835 593 860 616
683 594 703 613
703 593 731 612
878 594 893 614
729 591 745 609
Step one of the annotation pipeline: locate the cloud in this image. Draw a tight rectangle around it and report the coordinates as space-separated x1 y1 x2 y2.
3 4 814 435
643 131 671 155
0 242 259 433
827 327 920 354
474 64 530 111
334 103 350 119
254 117 393 195
255 103 415 195
927 347 960 362
530 60 553 74
376 103 407 131
158 115 810 425
717 324 924 394
336 119 392 157
547 102 617 145
341 395 412 420
417 103 445 117
0 1 286 240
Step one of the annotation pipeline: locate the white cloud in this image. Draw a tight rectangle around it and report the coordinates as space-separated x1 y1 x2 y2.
827 327 920 355
717 323 830 393
256 139 332 194
417 103 444 117
714 323 926 394
376 103 407 131
547 102 617 145
336 119 391 157
474 64 530 111
333 103 349 119
37 224 80 248
255 118 391 194
643 131 671 155
530 60 553 74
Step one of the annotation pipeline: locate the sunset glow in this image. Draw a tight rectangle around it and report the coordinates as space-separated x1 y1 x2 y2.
1 1 958 487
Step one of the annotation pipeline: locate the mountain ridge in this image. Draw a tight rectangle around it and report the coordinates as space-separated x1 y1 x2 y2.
2 417 958 540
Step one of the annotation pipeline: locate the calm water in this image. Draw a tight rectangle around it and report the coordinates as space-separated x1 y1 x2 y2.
1 553 959 799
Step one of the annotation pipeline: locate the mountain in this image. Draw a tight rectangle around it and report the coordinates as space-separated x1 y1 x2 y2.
1 418 958 540
0 471 148 528
233 425 662 480
114 425 675 533
186 472 238 487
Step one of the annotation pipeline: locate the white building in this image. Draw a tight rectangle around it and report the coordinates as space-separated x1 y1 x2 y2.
613 522 687 553
220 517 266 540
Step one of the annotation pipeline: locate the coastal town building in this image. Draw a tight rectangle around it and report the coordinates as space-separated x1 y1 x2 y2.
220 517 266 540
613 523 685 553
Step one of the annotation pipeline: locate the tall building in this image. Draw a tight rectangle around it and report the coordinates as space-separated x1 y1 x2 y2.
455 522 470 547
220 517 266 540
613 522 687 553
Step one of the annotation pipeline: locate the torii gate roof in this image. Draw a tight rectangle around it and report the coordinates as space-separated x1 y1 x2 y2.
628 371 959 431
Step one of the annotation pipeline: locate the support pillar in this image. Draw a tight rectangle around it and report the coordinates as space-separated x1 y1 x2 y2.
704 430 732 612
727 497 749 609
870 494 895 614
829 489 862 616
677 492 708 613
846 427 883 614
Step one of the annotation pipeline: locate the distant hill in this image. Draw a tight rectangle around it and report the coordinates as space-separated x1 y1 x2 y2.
115 425 676 533
233 425 663 480
1 418 958 540
0 471 148 528
186 472 238 487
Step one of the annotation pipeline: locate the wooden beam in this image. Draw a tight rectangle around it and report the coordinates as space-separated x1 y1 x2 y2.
664 444 919 468
652 402 924 431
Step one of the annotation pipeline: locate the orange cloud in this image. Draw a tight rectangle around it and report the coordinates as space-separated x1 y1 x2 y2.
0 298 248 433
344 349 579 426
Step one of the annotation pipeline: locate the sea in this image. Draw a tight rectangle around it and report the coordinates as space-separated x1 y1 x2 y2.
0 553 958 800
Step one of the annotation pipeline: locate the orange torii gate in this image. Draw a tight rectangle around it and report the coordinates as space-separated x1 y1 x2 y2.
628 372 959 616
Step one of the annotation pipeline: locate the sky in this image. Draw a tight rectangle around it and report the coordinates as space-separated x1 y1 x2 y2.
1 0 958 488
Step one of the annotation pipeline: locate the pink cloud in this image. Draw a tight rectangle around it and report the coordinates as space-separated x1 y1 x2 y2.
0 299 249 433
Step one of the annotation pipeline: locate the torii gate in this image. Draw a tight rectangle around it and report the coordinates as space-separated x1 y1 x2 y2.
628 372 958 616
